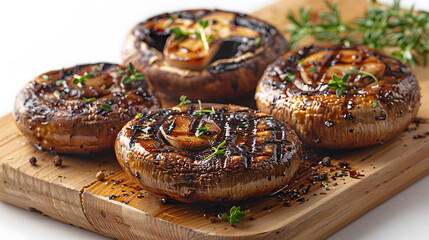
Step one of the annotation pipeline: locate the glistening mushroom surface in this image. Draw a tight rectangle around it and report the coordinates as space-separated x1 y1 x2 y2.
14 63 160 153
255 45 421 148
115 103 301 203
122 9 288 101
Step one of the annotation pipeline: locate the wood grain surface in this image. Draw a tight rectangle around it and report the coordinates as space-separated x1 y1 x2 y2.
1 0 428 239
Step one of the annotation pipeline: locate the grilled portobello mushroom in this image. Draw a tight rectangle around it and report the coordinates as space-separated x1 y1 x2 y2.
122 9 288 101
115 103 301 202
255 45 421 148
14 63 160 153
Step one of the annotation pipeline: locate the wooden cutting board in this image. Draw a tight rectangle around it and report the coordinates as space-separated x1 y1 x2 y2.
1 0 428 239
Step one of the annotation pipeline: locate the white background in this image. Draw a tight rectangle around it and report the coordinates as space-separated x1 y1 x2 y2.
0 0 428 239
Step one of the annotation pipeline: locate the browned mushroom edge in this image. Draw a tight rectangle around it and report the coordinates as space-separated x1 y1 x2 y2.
122 9 288 101
255 45 421 148
115 103 301 203
14 63 161 154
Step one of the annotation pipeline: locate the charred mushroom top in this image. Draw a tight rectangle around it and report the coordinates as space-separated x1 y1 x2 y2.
256 45 421 148
115 103 301 202
14 63 160 153
123 9 288 101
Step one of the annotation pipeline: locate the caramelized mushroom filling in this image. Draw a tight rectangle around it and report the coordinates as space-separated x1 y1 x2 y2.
160 115 221 150
142 11 261 70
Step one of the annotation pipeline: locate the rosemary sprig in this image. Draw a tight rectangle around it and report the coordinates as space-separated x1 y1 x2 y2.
203 141 226 161
287 0 429 68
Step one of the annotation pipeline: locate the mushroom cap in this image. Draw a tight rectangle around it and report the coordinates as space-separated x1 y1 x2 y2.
122 9 288 101
14 63 161 153
115 103 301 202
255 45 421 148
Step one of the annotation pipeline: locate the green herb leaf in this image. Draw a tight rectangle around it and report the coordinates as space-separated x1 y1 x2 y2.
55 80 65 85
135 113 142 119
237 123 248 129
372 100 378 108
196 125 209 137
72 74 94 87
122 63 144 85
285 72 296 81
92 65 100 71
101 103 112 112
222 206 246 225
165 14 177 27
254 37 261 45
328 73 349 97
287 0 429 68
348 67 378 83
42 75 50 81
203 141 226 161
308 66 318 72
178 95 191 107
82 97 96 103
193 100 216 117
198 19 209 29
298 58 306 65
169 27 191 40
53 90 61 98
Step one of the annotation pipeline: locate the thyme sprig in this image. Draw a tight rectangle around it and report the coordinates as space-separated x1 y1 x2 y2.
193 100 215 117
328 73 349 97
73 74 93 87
122 62 144 85
196 125 209 137
221 206 246 225
287 0 429 68
203 141 226 161
178 95 191 107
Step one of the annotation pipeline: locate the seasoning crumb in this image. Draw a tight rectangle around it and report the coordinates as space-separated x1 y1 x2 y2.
52 155 62 167
29 156 37 166
321 157 331 166
96 171 106 181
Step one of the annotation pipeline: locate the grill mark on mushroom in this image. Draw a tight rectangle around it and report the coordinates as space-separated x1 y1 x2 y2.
115 103 301 202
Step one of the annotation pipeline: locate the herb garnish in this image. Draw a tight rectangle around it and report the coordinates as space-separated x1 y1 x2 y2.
55 80 65 85
135 113 142 119
53 90 61 98
193 100 215 117
308 66 318 72
203 141 226 161
196 125 209 137
254 37 261 45
198 20 209 29
83 97 96 103
169 27 191 40
372 100 378 108
165 14 177 27
287 0 429 68
221 206 246 225
101 103 112 112
348 67 378 83
73 74 94 87
122 63 144 85
178 95 191 107
328 74 349 97
285 72 296 81
237 123 248 129
92 66 100 71
42 75 50 81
